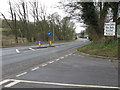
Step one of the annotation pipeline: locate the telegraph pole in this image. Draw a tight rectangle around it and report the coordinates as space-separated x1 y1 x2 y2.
53 26 55 41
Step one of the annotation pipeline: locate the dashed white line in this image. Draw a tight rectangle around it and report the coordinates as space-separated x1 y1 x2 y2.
48 61 54 64
56 59 60 61
59 57 64 59
16 49 20 53
68 53 72 56
16 72 27 77
31 67 39 71
41 64 47 67
4 81 20 88
65 55 68 57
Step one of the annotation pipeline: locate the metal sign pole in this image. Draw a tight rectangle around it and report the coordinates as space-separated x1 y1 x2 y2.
48 32 53 47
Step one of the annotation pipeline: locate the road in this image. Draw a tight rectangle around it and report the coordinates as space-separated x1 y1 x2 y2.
0 38 119 89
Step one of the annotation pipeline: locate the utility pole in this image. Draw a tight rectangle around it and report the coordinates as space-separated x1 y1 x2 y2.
53 26 54 41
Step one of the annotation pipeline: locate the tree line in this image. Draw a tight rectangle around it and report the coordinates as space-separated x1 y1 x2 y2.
1 0 75 44
59 0 119 42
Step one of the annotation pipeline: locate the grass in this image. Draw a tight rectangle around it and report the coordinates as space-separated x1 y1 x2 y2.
77 41 118 58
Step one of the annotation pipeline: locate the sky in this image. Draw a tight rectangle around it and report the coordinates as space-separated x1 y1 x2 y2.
0 0 85 33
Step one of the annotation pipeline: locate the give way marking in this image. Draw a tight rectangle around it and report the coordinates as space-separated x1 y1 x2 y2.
0 79 119 89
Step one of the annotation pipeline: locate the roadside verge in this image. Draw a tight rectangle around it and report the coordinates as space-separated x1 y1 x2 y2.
77 42 118 60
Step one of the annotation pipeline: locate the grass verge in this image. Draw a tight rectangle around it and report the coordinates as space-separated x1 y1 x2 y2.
77 41 118 58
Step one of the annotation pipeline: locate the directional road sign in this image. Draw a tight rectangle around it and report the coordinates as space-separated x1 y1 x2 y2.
104 22 115 36
48 32 52 36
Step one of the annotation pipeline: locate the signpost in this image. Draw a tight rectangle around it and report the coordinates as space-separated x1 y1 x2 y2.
48 32 53 46
104 22 116 36
104 7 115 36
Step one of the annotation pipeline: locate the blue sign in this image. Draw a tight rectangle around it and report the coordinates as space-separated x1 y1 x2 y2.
48 32 52 35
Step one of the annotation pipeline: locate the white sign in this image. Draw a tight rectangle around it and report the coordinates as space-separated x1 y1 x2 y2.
104 22 116 36
106 8 113 22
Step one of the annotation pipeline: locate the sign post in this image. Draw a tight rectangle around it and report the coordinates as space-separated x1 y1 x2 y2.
48 32 53 47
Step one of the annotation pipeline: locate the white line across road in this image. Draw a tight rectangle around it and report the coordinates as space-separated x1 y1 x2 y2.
16 72 27 77
4 81 20 88
1 79 119 89
0 79 11 85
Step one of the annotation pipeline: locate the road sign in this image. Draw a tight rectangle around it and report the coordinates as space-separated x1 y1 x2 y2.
104 22 115 36
48 32 52 36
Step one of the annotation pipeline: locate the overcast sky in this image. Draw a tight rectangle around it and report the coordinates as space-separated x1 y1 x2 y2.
0 0 85 33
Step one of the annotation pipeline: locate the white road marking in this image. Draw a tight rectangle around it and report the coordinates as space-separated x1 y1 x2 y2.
0 79 11 85
4 81 20 88
56 59 60 61
29 48 35 51
16 72 27 77
68 53 72 56
41 64 47 67
16 49 20 53
65 55 68 57
5 79 119 89
48 61 54 64
31 67 39 71
59 57 64 59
